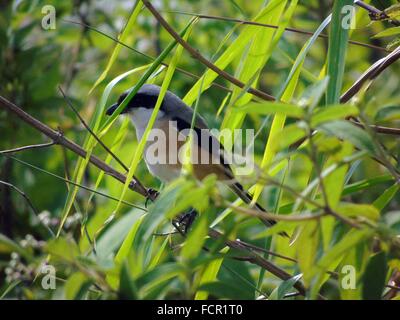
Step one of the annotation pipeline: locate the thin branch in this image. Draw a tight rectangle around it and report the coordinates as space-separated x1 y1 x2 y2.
3 154 146 212
355 1 400 26
0 142 55 154
0 179 55 237
351 121 400 136
230 239 297 263
58 86 129 172
165 10 389 53
0 94 153 200
142 0 276 102
227 203 326 222
341 46 400 103
207 228 306 296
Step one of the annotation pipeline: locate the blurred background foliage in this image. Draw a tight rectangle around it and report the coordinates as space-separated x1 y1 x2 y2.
0 0 400 300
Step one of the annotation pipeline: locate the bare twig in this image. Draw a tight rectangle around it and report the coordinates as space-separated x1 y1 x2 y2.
0 179 55 237
234 239 297 263
0 142 55 154
341 46 400 103
58 86 129 172
350 121 400 136
166 10 389 53
142 0 276 102
208 228 306 296
355 1 400 26
228 203 326 222
4 154 146 211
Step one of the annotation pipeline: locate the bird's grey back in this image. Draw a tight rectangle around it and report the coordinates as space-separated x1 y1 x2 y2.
138 84 208 129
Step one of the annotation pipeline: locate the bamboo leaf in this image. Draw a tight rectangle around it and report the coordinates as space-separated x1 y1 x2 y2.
373 184 400 211
268 273 303 300
318 121 378 156
195 247 229 300
373 26 400 39
235 101 304 118
326 0 353 104
362 252 388 300
311 104 359 126
89 1 143 93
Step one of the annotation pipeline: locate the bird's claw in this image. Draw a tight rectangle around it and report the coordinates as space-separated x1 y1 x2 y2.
145 188 159 207
176 208 198 233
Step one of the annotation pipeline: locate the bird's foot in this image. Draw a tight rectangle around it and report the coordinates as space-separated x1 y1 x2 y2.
176 208 198 234
145 188 159 208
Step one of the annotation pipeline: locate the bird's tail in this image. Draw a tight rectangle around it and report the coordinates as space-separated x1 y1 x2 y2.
230 182 288 237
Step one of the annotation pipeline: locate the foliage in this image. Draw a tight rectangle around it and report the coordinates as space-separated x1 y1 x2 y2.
1 0 400 300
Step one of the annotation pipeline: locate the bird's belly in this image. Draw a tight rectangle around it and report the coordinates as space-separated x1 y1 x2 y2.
135 119 185 182
145 162 181 182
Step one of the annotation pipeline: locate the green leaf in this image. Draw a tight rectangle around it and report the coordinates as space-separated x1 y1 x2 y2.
268 273 303 300
326 0 353 104
310 228 374 297
221 0 297 130
373 184 399 211
318 120 377 155
343 175 394 196
375 105 400 122
114 214 145 265
373 26 400 39
0 234 32 260
181 212 209 261
296 221 319 287
337 203 380 221
183 0 289 107
119 262 139 300
136 263 183 298
89 0 143 93
362 252 388 300
311 104 359 126
252 14 331 203
235 101 304 118
46 237 80 263
195 247 228 300
95 210 143 260
197 281 251 300
65 272 92 300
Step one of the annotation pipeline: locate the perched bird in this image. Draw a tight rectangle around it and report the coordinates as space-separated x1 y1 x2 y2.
106 84 277 230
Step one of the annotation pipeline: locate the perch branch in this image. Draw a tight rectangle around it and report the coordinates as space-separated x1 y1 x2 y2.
0 95 152 200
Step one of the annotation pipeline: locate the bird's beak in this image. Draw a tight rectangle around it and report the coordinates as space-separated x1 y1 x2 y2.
106 103 119 116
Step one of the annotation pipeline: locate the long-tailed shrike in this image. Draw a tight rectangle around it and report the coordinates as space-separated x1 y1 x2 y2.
106 84 277 230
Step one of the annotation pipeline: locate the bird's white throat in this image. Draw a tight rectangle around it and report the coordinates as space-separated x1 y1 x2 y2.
127 107 182 182
128 107 166 140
